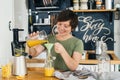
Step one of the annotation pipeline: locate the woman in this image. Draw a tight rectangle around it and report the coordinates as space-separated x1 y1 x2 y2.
28 9 84 71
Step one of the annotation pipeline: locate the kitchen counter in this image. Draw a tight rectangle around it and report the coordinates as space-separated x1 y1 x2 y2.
0 68 59 80
26 50 120 71
1 68 120 80
0 50 120 79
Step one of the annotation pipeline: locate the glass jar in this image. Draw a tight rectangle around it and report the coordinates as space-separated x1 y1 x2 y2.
73 0 79 10
44 43 55 76
98 43 111 80
44 59 54 76
96 0 102 9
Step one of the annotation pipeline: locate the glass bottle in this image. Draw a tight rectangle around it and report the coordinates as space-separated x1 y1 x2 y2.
98 42 111 80
44 43 55 77
95 41 103 55
44 58 54 76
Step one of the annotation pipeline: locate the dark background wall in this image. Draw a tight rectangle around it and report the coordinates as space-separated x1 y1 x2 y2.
73 12 114 50
28 0 114 50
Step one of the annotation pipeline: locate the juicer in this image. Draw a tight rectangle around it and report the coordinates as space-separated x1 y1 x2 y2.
10 28 27 76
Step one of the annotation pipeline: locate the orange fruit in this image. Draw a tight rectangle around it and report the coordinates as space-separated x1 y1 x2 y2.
16 75 25 79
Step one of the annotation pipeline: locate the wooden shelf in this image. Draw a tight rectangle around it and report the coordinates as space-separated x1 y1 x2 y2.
31 10 61 13
73 9 116 12
33 23 50 26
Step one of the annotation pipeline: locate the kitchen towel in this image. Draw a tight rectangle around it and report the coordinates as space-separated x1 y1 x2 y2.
54 67 98 80
54 70 120 80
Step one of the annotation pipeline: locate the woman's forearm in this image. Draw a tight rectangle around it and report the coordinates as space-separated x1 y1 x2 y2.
29 45 45 57
60 51 81 71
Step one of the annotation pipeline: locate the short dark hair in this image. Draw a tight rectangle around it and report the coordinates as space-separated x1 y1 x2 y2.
56 9 78 30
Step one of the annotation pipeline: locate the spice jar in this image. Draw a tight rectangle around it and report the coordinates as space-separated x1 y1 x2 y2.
73 0 79 10
96 0 102 9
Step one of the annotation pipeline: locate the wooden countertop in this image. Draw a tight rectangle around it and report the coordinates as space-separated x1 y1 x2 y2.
0 68 59 80
1 68 120 80
1 51 119 79
79 50 120 64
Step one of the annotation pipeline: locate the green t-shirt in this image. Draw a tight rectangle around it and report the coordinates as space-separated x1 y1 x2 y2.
48 34 84 71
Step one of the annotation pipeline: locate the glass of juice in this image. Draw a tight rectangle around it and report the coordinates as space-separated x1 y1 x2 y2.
45 67 55 76
2 63 11 78
44 60 55 76
26 30 48 47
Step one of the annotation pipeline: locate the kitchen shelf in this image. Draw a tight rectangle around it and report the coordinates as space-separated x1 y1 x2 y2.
33 23 50 26
31 10 61 13
31 9 116 13
73 9 116 12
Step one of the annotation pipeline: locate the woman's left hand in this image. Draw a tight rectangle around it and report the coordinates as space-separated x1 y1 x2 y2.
54 42 66 54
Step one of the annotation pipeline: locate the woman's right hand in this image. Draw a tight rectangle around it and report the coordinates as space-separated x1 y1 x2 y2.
26 31 45 57
28 31 39 40
26 42 45 57
29 45 45 57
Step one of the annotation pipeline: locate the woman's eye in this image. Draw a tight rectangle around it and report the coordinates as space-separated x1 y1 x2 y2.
65 25 70 28
64 26 68 28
